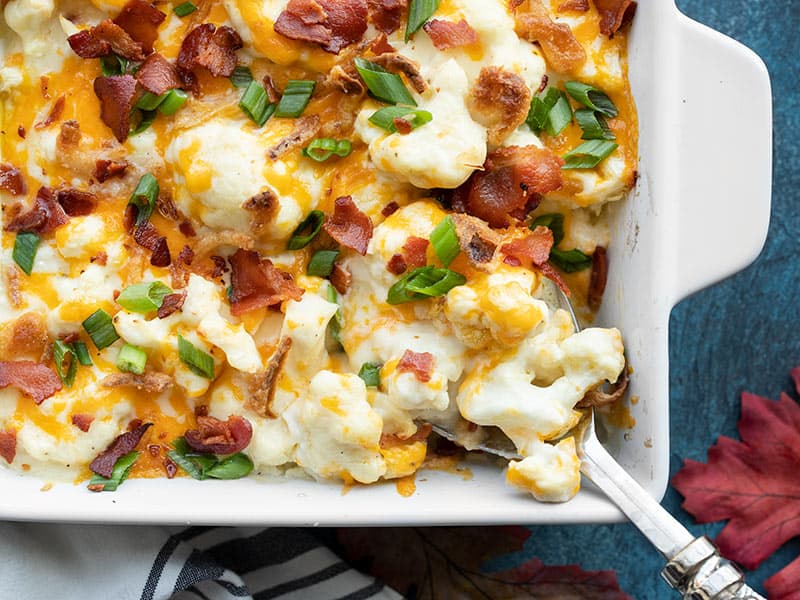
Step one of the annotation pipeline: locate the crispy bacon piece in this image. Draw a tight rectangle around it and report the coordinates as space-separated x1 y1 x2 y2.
577 360 629 408
454 146 564 228
587 245 608 311
0 430 16 464
372 53 426 93
90 422 152 478
133 221 171 267
330 263 352 294
0 313 49 361
0 164 26 196
71 414 94 432
67 29 111 59
228 249 304 315
178 245 194 265
34 95 65 130
368 0 405 34
93 75 137 143
423 19 478 50
157 291 187 319
5 187 69 234
267 114 321 160
402 236 429 269
113 0 167 54
593 0 636 36
324 196 373 255
450 213 501 266
387 254 407 275
539 261 570 295
57 120 81 148
246 338 292 418
94 159 128 182
210 255 228 278
0 361 62 405
500 226 554 267
177 24 243 79
324 64 365 95
101 372 173 392
393 117 412 135
243 190 280 235
381 201 399 217
469 67 531 147
274 0 368 54
17 126 26 139
369 32 395 55
397 350 435 383
93 19 146 61
184 415 253 455
57 189 97 217
559 0 589 11
515 1 586 73
136 53 180 95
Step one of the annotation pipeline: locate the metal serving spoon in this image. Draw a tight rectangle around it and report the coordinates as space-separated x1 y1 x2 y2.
429 282 765 600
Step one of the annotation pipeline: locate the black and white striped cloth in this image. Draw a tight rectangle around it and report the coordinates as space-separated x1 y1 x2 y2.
0 523 403 600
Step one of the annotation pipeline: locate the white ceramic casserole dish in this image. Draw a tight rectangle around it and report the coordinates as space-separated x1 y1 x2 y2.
0 0 771 525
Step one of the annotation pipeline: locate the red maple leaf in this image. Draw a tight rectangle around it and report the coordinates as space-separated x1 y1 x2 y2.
672 368 800 599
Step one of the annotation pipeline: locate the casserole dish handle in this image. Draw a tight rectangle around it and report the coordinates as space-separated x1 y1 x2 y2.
672 15 772 302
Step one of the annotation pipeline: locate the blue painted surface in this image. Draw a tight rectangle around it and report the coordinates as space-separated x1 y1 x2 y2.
511 1 800 597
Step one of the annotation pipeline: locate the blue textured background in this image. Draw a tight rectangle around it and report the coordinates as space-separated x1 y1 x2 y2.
507 0 800 597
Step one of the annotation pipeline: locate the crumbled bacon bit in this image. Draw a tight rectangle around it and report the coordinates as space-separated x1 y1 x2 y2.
369 32 395 54
325 64 365 95
243 189 280 234
178 245 194 265
177 24 243 81
148 444 160 457
113 0 167 54
93 75 137 143
450 213 500 266
157 291 187 319
71 414 94 432
91 252 108 266
67 29 111 59
0 163 26 196
381 201 399 217
59 332 80 345
136 52 180 95
179 220 196 237
0 313 49 361
397 349 435 383
228 249 304 315
577 359 628 408
0 361 62 405
367 0 405 34
164 457 177 478
40 76 50 99
93 19 146 61
539 261 571 295
94 159 128 182
587 246 608 311
559 0 589 11
500 226 554 268
34 95 65 130
56 189 97 217
57 120 81 148
372 53 426 93
128 418 143 431
195 405 209 417
101 372 173 392
184 415 253 455
537 74 549 93
423 19 478 50
246 338 292 418
402 236 429 269
274 0 368 54
133 221 171 267
210 255 228 278
515 0 586 73
323 195 373 255
5 187 69 234
90 423 152 478
267 114 321 160
17 126 26 139
387 254 407 275
330 263 352 295
0 430 16 464
392 116 413 135
468 67 531 147
593 0 636 36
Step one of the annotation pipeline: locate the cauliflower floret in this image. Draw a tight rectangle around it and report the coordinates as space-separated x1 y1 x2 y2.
506 438 581 502
381 358 450 412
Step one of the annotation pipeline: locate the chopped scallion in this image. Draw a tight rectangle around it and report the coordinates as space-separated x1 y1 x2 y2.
136 91 164 111
178 335 215 379
229 65 254 89
275 80 315 118
82 309 119 350
546 91 573 136
100 54 128 77
128 173 159 226
387 266 466 304
12 231 40 276
53 340 77 387
238 80 275 126
307 250 340 278
326 285 343 347
173 1 198 17
429 216 459 267
167 438 253 480
564 81 618 118
526 87 560 133
302 138 352 162
354 58 417 106
74 341 93 366
358 362 381 387
117 343 147 375
130 110 156 135
368 106 432 133
88 451 139 492
549 248 593 273
158 89 188 115
406 0 439 41
116 281 173 313
574 108 615 140
204 453 254 479
530 213 565 246
562 139 618 169
287 210 325 250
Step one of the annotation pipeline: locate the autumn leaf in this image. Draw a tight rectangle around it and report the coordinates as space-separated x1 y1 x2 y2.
766 555 800 600
672 368 800 598
337 526 632 599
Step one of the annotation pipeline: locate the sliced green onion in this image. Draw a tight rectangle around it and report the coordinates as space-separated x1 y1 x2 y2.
238 80 275 127
173 1 198 17
229 65 254 89
546 91 573 136
358 362 381 387
136 91 164 111
101 54 128 77
88 451 139 492
287 210 325 250
326 285 343 347
117 343 147 375
131 110 156 135
368 106 432 133
526 87 560 133
574 108 615 140
354 58 416 106
205 453 254 479
128 173 159 226
167 438 252 480
275 80 315 118
82 309 119 350
302 138 352 162
429 216 459 267
307 250 340 277
406 0 439 41
116 281 173 313
53 340 78 387
549 248 593 273
167 438 207 480
530 213 565 246
564 81 618 118
158 89 188 115
12 232 40 276
178 335 215 379
74 341 93 366
562 139 618 169
387 266 466 305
